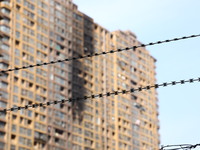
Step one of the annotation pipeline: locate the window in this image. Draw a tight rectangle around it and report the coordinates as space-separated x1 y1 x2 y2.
23 44 34 53
0 101 7 108
15 58 20 65
54 137 66 146
73 135 82 143
19 147 29 150
73 126 82 134
23 9 35 19
11 145 15 150
37 17 48 26
0 90 8 99
55 10 64 19
37 42 47 51
19 136 32 146
53 119 66 128
13 86 18 93
13 95 18 103
15 49 20 56
24 0 35 10
36 76 47 85
37 25 48 34
0 82 8 89
36 51 47 59
21 89 33 99
54 76 66 85
1 8 10 15
22 52 34 62
23 35 35 45
27 110 32 117
37 33 48 43
0 122 5 129
22 71 34 80
0 132 5 139
23 18 34 27
0 43 10 51
23 26 35 36
37 0 47 9
12 124 16 132
39 114 46 122
55 111 66 120
20 127 32 136
37 8 47 18
34 122 46 131
15 31 20 39
34 131 47 142
0 142 4 149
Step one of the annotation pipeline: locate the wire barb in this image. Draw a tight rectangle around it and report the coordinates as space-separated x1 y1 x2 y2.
1 77 200 113
0 34 200 74
160 143 200 150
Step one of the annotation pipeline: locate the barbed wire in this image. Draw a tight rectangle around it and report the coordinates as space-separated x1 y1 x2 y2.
160 143 200 150
1 77 200 113
0 34 200 74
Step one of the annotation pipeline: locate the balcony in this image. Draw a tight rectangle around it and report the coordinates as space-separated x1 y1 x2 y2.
0 43 10 52
0 112 6 120
0 8 10 17
0 82 8 90
0 55 9 63
157 121 160 130
0 19 10 26
0 63 9 70
0 74 8 81
0 36 10 44
0 25 10 35
0 1 11 9
0 122 6 131
0 91 8 100
34 131 48 142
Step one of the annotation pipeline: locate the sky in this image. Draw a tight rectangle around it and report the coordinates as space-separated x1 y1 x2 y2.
73 0 200 147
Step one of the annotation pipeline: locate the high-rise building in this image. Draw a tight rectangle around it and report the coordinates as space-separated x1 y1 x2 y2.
0 0 159 150
0 0 74 149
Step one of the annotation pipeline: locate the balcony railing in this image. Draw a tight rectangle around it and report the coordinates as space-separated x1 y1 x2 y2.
0 91 8 99
0 74 8 80
0 44 10 51
0 63 9 69
0 55 9 62
0 112 6 119
0 1 11 7
0 19 10 25
0 82 8 89
0 26 10 34
0 8 10 16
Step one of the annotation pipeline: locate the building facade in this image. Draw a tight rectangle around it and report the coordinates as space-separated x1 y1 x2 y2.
0 0 159 150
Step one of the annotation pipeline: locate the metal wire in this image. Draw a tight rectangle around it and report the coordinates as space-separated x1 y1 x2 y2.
0 34 200 74
1 77 200 113
160 143 200 150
